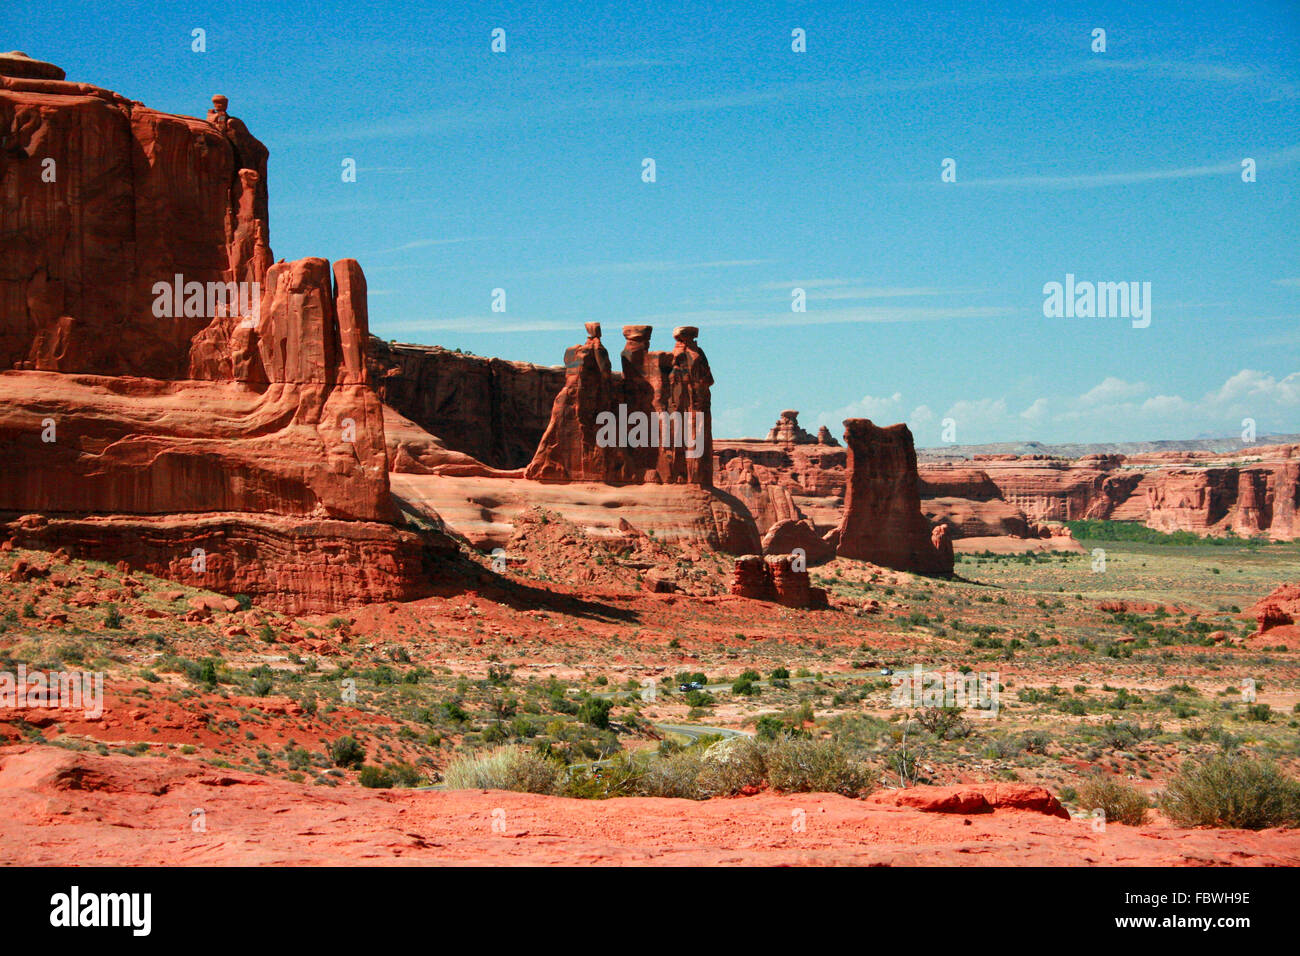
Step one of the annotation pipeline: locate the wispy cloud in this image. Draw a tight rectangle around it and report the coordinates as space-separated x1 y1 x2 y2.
954 145 1300 190
627 305 1009 329
274 54 1296 144
532 259 770 277
361 237 489 257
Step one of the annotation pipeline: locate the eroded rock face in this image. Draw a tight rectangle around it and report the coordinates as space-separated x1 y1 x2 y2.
4 513 453 615
1 77 271 377
761 518 836 566
0 65 449 610
367 338 564 470
524 324 714 486
727 553 826 608
390 473 760 555
834 419 952 574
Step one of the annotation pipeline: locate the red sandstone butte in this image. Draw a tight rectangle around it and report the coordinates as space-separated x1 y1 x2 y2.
0 60 451 611
832 420 952 574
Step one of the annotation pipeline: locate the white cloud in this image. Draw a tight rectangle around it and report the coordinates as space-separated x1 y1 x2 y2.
810 369 1300 446
1079 377 1147 405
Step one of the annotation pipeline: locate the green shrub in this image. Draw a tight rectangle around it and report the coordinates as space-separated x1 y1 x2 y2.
330 735 366 769
732 676 760 696
577 696 613 730
1076 776 1149 826
385 762 421 787
1158 755 1300 829
638 749 706 799
358 764 394 788
683 689 714 708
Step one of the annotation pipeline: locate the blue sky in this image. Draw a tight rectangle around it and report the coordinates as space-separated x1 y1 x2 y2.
16 0 1300 444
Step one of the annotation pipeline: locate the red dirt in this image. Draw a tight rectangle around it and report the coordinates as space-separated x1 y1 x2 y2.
2 744 1296 866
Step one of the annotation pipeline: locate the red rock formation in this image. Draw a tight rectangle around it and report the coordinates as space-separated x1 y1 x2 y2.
668 327 714 487
767 554 824 608
1144 469 1236 534
931 523 954 568
833 419 952 574
1267 462 1300 540
0 62 451 611
815 425 840 447
720 414 1299 546
525 324 714 486
766 410 815 445
761 518 835 566
525 323 637 483
3 512 452 615
367 338 565 470
1233 469 1269 536
731 555 773 600
391 472 760 555
1251 583 1300 634
728 553 826 608
1 71 271 377
714 440 847 534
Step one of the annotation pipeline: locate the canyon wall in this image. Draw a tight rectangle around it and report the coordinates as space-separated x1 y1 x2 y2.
0 57 453 611
716 410 1300 545
367 338 564 470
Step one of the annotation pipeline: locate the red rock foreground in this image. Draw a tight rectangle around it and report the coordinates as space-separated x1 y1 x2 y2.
2 744 1295 866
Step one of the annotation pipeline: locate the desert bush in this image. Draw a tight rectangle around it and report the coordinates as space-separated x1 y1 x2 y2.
636 749 704 798
916 706 971 740
442 745 561 794
329 735 366 769
683 689 714 708
765 736 877 797
358 764 394 789
696 737 766 796
1021 730 1051 754
1158 755 1300 829
577 691 611 728
1076 776 1149 826
385 762 422 787
1098 720 1159 750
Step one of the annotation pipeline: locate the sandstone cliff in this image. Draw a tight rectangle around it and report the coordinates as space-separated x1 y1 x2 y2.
0 57 453 611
